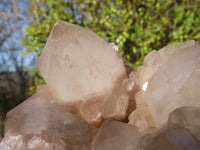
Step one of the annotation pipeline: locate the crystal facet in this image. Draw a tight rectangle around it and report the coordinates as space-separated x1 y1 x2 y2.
1 20 200 150
38 20 127 104
129 40 200 131
91 120 139 150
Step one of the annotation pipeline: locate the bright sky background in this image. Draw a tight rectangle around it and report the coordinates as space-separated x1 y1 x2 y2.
0 0 37 72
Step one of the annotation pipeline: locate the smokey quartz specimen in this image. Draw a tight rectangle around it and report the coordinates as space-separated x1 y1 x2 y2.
1 20 200 150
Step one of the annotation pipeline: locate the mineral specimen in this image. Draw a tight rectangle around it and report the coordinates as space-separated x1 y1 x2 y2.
129 40 200 131
37 20 133 125
38 20 127 104
1 20 200 150
4 94 91 150
100 94 129 120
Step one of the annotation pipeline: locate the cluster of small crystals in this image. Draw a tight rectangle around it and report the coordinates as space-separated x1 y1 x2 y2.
1 20 200 150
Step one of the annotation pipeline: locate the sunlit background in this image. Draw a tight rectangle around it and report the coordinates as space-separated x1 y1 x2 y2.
1 0 200 138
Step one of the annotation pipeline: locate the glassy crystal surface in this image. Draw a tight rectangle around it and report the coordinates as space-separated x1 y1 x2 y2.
101 95 129 120
78 98 103 125
38 20 127 103
129 40 200 131
4 94 91 150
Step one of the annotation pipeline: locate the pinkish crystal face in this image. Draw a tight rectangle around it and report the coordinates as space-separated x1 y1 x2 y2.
38 20 127 103
129 40 200 131
5 94 90 145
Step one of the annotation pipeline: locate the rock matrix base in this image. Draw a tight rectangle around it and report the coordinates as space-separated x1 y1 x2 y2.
0 20 200 150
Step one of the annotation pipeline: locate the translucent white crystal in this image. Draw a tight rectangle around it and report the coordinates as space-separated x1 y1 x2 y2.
38 20 127 103
78 98 103 125
4 94 91 149
122 78 135 91
36 21 134 125
101 95 129 120
0 132 23 150
129 41 200 131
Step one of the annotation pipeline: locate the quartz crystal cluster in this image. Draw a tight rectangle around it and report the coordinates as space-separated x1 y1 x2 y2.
1 20 200 150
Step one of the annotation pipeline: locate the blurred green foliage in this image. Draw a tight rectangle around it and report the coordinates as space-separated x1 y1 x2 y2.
23 0 200 95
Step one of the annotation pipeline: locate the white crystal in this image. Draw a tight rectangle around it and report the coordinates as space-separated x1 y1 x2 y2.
4 94 91 149
38 20 127 103
129 41 200 131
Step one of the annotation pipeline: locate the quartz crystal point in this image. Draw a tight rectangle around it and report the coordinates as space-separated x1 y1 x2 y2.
100 94 129 120
37 20 133 125
78 98 103 125
38 20 127 104
3 94 91 150
129 40 200 131
91 119 139 150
